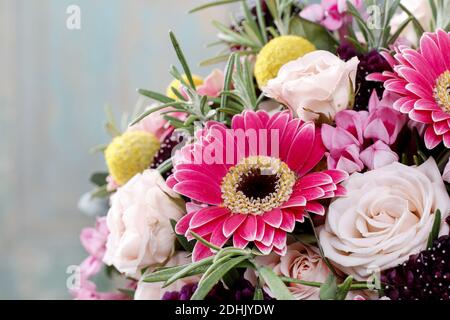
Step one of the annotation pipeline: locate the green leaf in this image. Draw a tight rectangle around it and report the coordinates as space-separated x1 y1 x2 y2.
387 16 413 45
143 257 214 283
138 89 174 104
117 288 135 299
130 101 184 126
289 16 338 51
253 287 264 300
90 172 108 187
319 273 338 300
336 276 353 300
191 255 250 300
90 185 109 198
169 31 196 89
189 0 243 13
257 266 294 300
163 256 215 288
170 219 194 252
427 209 442 249
190 232 221 251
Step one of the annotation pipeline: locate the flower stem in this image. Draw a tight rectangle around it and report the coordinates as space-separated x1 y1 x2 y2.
280 276 372 291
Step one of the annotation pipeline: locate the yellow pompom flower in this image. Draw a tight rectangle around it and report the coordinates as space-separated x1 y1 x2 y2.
105 131 160 186
254 35 316 88
166 75 204 100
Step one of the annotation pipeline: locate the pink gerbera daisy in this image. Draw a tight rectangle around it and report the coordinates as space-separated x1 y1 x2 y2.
167 110 348 261
368 29 450 149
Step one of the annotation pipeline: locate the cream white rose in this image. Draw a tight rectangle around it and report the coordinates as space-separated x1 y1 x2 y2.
103 169 185 275
134 252 199 300
390 0 433 45
263 50 359 122
320 158 450 280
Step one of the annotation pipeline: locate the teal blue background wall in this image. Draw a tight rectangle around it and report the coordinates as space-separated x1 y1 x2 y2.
0 0 233 299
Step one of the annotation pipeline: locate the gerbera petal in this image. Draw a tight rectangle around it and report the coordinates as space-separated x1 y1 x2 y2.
238 215 257 242
436 29 450 69
420 33 447 75
190 207 230 229
233 233 249 249
298 186 326 201
223 214 247 238
414 99 440 111
297 130 325 177
443 132 450 148
305 201 325 216
261 225 275 246
254 241 273 255
280 210 295 232
433 121 450 135
432 111 450 122
322 169 348 184
255 216 266 242
272 229 287 250
192 239 214 261
408 109 433 123
262 208 283 228
425 125 442 149
210 223 229 248
297 172 332 189
173 181 222 205
174 169 221 189
287 122 315 172
175 211 196 236
280 195 307 208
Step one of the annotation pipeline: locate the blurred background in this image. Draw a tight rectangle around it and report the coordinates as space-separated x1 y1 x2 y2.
0 0 234 299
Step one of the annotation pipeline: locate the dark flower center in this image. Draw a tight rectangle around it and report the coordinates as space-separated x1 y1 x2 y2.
236 168 279 200
221 156 296 215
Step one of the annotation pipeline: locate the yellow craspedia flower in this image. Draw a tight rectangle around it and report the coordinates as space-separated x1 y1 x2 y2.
166 75 204 100
105 131 160 186
254 35 316 88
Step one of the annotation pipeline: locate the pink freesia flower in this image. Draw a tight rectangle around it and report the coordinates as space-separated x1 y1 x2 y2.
80 217 108 261
322 90 406 173
168 110 348 260
300 0 362 31
443 159 450 183
368 30 450 149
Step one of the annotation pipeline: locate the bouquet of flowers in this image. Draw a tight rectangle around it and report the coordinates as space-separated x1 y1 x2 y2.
72 0 450 301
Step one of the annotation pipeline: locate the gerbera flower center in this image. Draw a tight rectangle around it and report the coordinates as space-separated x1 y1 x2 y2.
221 156 296 215
434 70 450 113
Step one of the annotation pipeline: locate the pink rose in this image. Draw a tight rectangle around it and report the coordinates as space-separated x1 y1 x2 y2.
264 51 359 122
320 159 450 280
248 243 331 300
134 252 200 300
103 169 185 275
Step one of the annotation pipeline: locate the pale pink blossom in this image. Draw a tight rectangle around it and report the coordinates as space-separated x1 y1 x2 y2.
443 159 450 183
196 69 224 98
322 90 406 173
80 217 108 261
300 0 362 31
359 140 399 170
